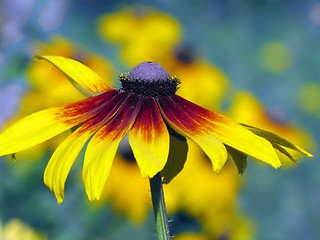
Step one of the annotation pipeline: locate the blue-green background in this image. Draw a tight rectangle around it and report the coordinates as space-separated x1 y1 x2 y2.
0 1 319 239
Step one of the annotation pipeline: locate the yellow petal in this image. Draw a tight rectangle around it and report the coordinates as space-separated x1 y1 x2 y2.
83 135 122 202
159 95 281 170
0 107 80 156
44 129 94 204
83 94 141 201
206 118 281 168
44 92 130 203
187 135 228 173
241 123 313 158
36 55 113 96
129 97 170 178
166 117 228 173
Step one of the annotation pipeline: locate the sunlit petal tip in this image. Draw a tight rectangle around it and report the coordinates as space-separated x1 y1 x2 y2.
87 193 100 203
56 195 64 204
35 55 114 95
212 163 224 174
296 146 313 157
140 168 161 179
241 123 313 159
44 175 64 204
251 138 282 169
270 157 282 169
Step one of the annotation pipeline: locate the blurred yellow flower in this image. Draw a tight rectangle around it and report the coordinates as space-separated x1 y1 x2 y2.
98 7 228 110
298 81 320 115
258 41 293 73
165 51 229 109
97 7 182 66
0 218 46 240
164 141 254 239
174 233 207 240
173 215 254 240
98 153 150 223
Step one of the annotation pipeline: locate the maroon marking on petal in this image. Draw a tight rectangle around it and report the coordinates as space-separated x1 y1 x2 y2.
158 95 225 135
171 95 225 121
75 92 131 135
59 90 118 118
132 96 165 142
58 90 119 125
94 93 143 141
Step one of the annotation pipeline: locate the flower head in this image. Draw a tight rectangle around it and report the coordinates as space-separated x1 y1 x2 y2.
97 7 181 66
0 56 312 203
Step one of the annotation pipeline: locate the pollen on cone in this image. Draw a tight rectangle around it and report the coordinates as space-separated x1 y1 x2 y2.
128 62 171 81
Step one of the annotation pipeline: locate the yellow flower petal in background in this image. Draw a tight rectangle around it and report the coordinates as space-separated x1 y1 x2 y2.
0 218 46 240
36 55 113 96
167 57 229 109
98 154 151 223
97 7 181 66
118 41 172 67
98 7 181 46
129 97 170 177
173 233 207 240
164 141 255 240
33 36 75 56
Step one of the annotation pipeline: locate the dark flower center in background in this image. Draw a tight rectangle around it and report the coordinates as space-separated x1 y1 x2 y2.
117 139 136 164
174 43 196 64
120 62 180 97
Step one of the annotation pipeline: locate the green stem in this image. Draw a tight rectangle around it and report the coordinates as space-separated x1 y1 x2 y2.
149 172 171 240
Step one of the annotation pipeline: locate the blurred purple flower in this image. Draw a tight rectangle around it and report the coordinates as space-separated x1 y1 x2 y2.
0 0 34 46
0 83 24 129
39 0 71 31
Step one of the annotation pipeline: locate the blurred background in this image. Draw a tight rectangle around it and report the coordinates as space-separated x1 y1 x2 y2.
0 0 319 239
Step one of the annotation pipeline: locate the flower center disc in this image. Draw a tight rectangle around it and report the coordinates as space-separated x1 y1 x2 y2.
120 62 180 97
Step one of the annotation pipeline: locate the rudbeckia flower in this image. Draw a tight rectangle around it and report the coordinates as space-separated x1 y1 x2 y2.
97 7 181 66
1 218 46 240
165 44 229 109
0 56 312 203
164 141 252 239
